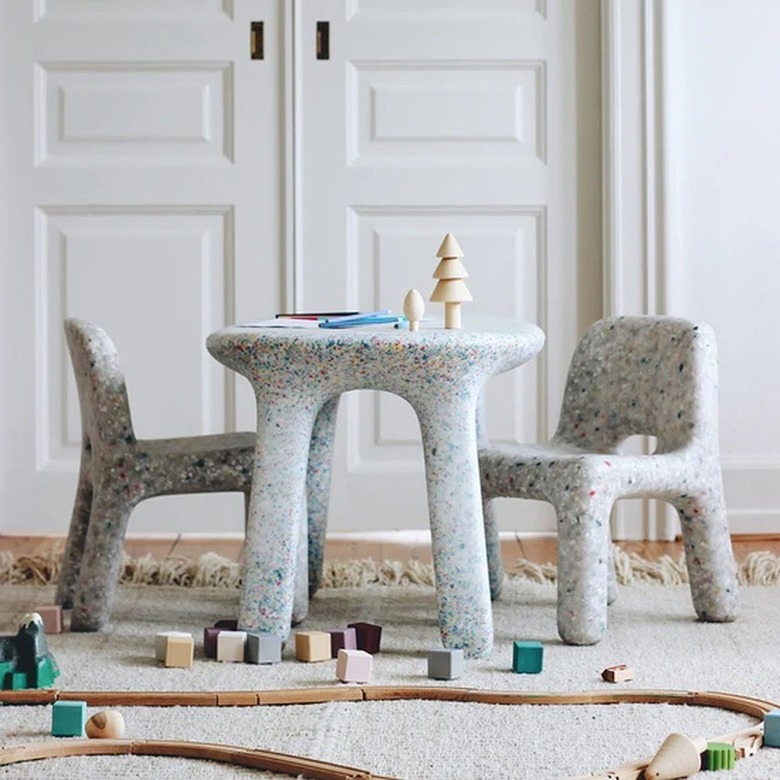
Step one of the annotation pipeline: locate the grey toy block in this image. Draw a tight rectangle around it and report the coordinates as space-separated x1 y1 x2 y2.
245 632 282 664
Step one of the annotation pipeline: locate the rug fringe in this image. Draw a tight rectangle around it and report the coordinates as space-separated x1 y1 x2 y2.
0 546 778 588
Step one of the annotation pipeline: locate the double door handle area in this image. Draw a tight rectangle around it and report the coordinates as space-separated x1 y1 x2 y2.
249 21 330 61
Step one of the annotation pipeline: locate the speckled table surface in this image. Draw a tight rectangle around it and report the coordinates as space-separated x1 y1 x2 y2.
207 315 544 658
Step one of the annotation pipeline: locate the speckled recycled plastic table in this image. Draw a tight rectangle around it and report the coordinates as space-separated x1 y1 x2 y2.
207 315 544 659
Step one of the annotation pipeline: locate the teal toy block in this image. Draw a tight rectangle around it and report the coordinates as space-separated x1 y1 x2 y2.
764 710 780 747
427 649 464 680
52 700 87 737
512 640 543 673
703 742 735 770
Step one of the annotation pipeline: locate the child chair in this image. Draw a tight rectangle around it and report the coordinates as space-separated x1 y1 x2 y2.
57 318 257 630
479 316 739 645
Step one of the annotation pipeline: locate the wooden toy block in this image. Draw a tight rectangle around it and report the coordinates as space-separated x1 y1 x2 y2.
214 619 238 630
295 631 332 662
347 622 382 654
216 630 247 662
245 633 282 664
601 664 634 683
86 710 126 739
427 649 464 680
763 710 780 747
328 628 357 658
702 742 735 771
164 635 194 669
336 649 372 683
155 631 190 662
34 606 62 634
512 640 543 674
52 700 87 737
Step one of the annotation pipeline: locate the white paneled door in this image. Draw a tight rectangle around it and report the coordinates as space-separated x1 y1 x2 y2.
297 0 595 532
0 1 601 536
0 1 282 533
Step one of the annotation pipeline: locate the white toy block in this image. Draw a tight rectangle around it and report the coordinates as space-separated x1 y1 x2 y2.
216 630 247 662
155 631 191 662
336 648 373 683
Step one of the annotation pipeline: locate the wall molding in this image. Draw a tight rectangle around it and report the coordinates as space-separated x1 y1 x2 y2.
601 0 677 540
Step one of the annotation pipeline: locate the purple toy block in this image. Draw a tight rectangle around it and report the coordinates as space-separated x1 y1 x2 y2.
329 627 357 658
203 627 221 659
348 622 382 654
214 619 238 630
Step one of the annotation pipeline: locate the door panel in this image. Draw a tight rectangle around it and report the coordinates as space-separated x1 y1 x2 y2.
298 0 599 533
0 0 282 534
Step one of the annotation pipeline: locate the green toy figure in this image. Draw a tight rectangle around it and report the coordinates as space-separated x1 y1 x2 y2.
0 612 60 689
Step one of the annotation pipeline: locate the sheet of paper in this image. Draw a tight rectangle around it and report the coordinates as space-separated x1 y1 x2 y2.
237 318 321 328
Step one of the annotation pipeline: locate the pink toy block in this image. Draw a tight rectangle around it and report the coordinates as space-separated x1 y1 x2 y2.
336 649 372 683
34 606 62 634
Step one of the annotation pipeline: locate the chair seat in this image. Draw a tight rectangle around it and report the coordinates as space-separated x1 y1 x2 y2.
141 431 256 457
481 442 700 503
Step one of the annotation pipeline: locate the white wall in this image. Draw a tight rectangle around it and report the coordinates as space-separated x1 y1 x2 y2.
664 0 780 532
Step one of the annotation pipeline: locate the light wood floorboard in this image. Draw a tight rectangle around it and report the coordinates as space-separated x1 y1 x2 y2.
2 534 780 567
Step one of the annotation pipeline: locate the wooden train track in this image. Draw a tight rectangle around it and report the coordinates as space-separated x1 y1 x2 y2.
0 686 776 779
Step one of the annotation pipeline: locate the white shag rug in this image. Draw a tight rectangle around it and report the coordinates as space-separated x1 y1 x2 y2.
0 577 779 779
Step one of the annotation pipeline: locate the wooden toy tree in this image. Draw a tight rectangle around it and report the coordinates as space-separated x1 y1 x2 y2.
430 233 472 329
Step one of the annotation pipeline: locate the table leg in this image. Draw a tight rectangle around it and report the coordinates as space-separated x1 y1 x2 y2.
240 396 317 639
307 396 340 597
414 395 493 659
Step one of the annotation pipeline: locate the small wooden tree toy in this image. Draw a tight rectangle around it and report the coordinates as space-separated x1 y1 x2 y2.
430 233 472 329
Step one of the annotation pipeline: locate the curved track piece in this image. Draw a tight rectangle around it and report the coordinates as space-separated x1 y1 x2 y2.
0 687 776 779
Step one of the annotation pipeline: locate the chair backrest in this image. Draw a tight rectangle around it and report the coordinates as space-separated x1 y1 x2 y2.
553 316 720 453
64 318 136 455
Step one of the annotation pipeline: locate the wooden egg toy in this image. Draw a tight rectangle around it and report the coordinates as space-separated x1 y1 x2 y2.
85 710 126 739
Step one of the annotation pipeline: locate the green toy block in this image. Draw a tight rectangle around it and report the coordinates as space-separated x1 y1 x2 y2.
703 742 735 771
52 700 87 737
512 640 543 673
764 710 780 747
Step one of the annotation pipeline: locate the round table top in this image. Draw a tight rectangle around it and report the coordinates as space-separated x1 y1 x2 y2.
209 314 544 348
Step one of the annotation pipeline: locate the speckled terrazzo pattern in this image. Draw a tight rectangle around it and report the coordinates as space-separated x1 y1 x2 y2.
207 316 545 659
57 319 257 631
479 316 739 646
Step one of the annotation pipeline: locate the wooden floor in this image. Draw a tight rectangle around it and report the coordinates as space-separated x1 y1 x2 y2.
1 533 779 569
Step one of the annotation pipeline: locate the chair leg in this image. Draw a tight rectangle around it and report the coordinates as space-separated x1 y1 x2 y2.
607 542 618 605
483 497 504 600
555 495 612 645
55 456 93 609
306 396 339 598
674 481 739 622
70 485 135 631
